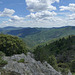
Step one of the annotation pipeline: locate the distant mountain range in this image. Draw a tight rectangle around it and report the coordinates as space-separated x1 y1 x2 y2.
0 26 22 32
0 26 75 48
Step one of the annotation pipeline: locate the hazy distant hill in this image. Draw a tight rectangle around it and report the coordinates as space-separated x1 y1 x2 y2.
1 26 75 48
7 28 41 37
3 26 22 30
23 26 75 48
0 26 22 34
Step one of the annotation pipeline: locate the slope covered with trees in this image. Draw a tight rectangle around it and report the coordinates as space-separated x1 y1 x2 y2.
34 35 75 73
0 26 75 48
23 26 75 48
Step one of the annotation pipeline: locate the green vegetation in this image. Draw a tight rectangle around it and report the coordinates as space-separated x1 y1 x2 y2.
59 67 69 75
0 34 28 56
58 63 69 75
58 63 69 69
0 26 75 74
73 73 75 75
0 57 7 67
0 51 8 67
34 35 75 62
0 51 7 67
48 55 58 71
18 59 24 63
70 60 75 72
23 26 75 48
0 51 5 57
34 35 75 73
1 26 74 49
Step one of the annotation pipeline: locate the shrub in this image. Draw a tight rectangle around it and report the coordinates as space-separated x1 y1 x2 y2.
18 59 24 63
0 51 5 57
58 63 69 69
0 34 28 56
72 73 75 75
70 60 75 72
48 55 58 71
59 67 69 75
0 57 8 67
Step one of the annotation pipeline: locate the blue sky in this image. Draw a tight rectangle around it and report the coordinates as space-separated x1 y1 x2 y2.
0 0 75 27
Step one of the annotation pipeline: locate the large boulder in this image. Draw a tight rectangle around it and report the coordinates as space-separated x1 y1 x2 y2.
3 52 61 75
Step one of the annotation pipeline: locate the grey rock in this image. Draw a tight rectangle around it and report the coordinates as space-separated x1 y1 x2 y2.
68 71 72 75
3 52 62 75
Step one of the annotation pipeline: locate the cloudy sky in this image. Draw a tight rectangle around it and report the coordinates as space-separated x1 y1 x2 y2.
0 0 75 28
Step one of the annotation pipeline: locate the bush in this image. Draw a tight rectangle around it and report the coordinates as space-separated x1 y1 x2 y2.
59 67 69 75
18 59 24 63
58 63 70 75
70 60 75 72
72 73 75 75
0 34 28 56
0 57 8 67
48 55 58 71
0 51 5 57
58 63 69 68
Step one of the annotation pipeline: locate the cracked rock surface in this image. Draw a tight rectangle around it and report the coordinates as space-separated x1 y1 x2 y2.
3 52 61 75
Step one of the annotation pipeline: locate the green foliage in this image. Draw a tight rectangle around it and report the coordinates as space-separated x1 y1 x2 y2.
2 26 75 49
72 73 75 75
0 34 28 56
0 51 7 67
34 35 75 62
58 63 69 69
34 35 75 71
59 67 69 75
23 26 75 48
70 60 75 72
18 59 24 63
1 26 75 49
0 57 7 67
48 55 58 71
34 46 49 62
58 63 70 75
0 51 5 57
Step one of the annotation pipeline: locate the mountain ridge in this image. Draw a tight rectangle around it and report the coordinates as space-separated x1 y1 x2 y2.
0 26 75 48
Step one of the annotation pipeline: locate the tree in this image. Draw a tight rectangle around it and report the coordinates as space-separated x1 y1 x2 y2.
0 34 28 56
48 55 58 71
70 60 75 72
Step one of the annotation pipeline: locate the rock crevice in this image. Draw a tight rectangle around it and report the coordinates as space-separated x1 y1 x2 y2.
3 53 61 75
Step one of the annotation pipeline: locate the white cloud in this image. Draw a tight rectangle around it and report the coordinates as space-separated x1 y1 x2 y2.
27 11 57 20
60 3 75 12
0 1 75 28
0 8 24 22
26 0 59 12
1 17 75 28
9 15 24 22
60 4 75 21
69 14 75 20
0 8 15 17
25 0 60 21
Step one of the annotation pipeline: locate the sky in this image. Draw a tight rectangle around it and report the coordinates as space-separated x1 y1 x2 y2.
0 0 75 28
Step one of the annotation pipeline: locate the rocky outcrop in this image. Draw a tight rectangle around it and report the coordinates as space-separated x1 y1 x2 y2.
2 52 61 75
68 71 72 75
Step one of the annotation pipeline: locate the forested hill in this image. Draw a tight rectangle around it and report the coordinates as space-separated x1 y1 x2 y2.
34 35 75 62
34 35 75 73
7 28 41 37
22 26 75 48
0 26 75 48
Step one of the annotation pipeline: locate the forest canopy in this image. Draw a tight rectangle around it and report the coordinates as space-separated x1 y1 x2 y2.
0 34 28 56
